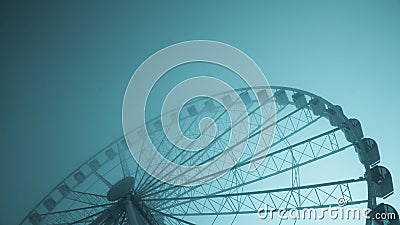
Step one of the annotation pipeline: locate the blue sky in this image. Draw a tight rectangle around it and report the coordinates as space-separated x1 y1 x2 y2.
1 0 399 224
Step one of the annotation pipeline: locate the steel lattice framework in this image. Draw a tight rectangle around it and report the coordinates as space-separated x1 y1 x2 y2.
20 86 397 225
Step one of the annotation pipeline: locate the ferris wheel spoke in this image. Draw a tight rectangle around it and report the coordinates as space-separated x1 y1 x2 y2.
149 178 365 217
152 102 315 193
40 203 115 216
133 113 193 191
110 211 126 225
187 140 352 200
92 172 112 189
149 167 248 211
117 211 126 225
147 177 364 202
52 210 105 224
143 126 346 200
86 204 125 225
70 208 121 225
71 190 107 198
137 95 250 192
38 203 115 224
116 140 130 178
147 207 196 225
135 100 226 193
169 100 281 169
64 190 110 206
164 199 369 217
135 102 217 193
146 107 322 206
143 139 353 216
142 101 283 195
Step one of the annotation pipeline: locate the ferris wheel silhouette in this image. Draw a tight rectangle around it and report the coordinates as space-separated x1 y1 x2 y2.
19 86 398 225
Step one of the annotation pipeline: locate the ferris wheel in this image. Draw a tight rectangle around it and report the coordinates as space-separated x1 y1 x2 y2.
20 86 398 225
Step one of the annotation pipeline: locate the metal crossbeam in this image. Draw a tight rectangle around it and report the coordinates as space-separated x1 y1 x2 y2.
144 178 366 217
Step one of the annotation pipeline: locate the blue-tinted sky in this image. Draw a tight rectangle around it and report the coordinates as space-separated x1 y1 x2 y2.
1 0 399 224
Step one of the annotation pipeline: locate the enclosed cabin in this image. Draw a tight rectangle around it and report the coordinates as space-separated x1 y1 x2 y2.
105 148 117 160
28 212 42 225
309 98 326 116
187 105 198 117
370 203 399 225
342 118 364 143
274 89 289 107
292 92 308 109
325 105 347 127
371 166 394 199
240 90 253 107
257 89 272 105
355 138 380 167
204 99 216 112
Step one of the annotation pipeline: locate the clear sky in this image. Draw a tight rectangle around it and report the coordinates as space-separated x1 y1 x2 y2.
1 0 399 224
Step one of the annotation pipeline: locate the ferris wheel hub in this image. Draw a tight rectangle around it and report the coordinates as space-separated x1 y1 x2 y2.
106 176 135 201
